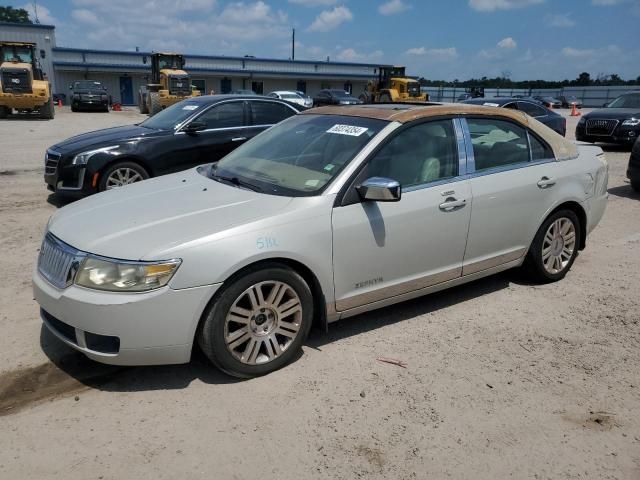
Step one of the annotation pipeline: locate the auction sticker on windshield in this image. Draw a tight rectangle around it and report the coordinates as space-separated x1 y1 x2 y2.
182 105 199 111
327 124 368 136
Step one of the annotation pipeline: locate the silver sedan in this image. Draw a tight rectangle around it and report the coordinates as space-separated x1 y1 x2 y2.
33 103 608 377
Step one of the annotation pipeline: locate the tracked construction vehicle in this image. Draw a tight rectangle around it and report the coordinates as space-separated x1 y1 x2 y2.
138 53 199 116
0 42 54 119
359 65 429 104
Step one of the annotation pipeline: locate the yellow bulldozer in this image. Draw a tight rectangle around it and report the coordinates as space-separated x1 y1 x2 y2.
359 65 429 104
0 42 54 119
138 53 199 116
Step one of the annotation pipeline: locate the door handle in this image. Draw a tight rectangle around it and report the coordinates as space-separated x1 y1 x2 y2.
232 137 247 142
537 176 556 189
439 197 466 212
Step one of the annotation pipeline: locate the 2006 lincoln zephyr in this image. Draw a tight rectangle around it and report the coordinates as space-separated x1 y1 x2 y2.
33 103 608 377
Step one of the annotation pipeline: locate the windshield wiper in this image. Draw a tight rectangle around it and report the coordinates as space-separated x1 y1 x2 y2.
210 169 262 192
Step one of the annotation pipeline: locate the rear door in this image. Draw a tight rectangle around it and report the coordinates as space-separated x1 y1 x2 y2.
461 116 561 275
246 99 299 141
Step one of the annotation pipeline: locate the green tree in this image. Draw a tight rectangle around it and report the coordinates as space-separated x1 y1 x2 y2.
576 72 591 86
0 5 32 23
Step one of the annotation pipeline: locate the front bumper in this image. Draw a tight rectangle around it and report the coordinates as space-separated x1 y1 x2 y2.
0 91 48 109
33 270 221 366
72 99 109 110
576 124 639 145
44 150 97 198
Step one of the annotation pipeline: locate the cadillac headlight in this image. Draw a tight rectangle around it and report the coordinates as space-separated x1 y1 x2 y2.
72 145 120 165
622 118 640 126
75 257 181 292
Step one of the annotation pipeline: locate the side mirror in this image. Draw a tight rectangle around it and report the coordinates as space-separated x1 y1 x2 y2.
182 121 207 134
356 177 401 202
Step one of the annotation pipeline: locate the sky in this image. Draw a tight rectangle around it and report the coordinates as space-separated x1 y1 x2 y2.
17 0 640 81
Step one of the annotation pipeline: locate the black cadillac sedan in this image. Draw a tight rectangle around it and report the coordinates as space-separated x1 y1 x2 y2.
576 92 640 146
45 95 303 198
461 97 566 136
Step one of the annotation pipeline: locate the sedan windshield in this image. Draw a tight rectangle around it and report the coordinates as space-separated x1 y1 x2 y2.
607 94 640 109
140 100 203 130
211 114 388 196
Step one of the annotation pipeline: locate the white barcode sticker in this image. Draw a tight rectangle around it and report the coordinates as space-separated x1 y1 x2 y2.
483 102 500 107
182 105 199 110
327 124 368 136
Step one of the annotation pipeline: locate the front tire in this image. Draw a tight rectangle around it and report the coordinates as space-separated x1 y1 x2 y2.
138 92 149 114
524 209 581 283
0 106 8 119
379 93 392 103
631 179 640 193
98 161 149 191
198 263 314 378
41 96 55 119
148 92 161 116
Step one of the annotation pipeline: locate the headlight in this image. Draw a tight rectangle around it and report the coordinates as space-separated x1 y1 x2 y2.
71 145 120 165
75 257 181 292
622 118 640 126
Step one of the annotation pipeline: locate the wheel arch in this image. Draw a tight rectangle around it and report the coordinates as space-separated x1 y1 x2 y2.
94 155 155 179
194 257 329 347
544 200 587 250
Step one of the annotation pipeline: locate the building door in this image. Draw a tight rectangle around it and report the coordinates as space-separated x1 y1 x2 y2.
119 76 133 105
221 78 232 94
251 81 263 94
296 80 307 94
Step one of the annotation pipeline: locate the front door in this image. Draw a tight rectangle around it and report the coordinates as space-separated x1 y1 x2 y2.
119 76 133 105
462 116 560 274
332 119 472 311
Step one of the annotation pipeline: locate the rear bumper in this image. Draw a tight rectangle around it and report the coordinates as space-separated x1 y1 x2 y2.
33 270 221 366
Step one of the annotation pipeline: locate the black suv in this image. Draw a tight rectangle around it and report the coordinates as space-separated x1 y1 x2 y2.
70 80 110 112
628 138 640 192
45 95 303 198
576 92 640 146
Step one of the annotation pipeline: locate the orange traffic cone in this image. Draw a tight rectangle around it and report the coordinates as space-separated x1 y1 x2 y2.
570 103 581 117
57 99 62 107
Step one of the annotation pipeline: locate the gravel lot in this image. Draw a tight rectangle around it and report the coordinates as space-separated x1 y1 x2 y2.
1 107 639 479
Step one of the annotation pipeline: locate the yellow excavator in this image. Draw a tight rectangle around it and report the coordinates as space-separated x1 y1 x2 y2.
360 65 429 104
138 53 199 115
0 42 54 119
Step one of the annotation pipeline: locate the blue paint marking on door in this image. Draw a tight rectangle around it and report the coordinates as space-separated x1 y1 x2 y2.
119 76 134 105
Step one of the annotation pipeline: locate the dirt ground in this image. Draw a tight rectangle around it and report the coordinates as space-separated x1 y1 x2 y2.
0 107 639 479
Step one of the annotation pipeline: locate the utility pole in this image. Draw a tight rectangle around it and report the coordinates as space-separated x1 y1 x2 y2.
292 28 295 61
32 1 40 23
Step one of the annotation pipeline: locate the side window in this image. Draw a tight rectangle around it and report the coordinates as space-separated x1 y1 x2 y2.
517 101 546 118
250 101 295 125
197 102 245 129
529 133 554 161
365 120 458 188
467 118 530 171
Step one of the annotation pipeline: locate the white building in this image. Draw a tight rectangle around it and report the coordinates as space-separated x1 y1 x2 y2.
1 22 386 105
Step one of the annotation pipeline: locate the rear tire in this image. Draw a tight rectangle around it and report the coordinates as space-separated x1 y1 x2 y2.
98 161 149 192
631 180 640 193
41 97 55 120
523 209 581 283
148 92 161 116
197 263 314 378
0 106 8 119
379 93 392 103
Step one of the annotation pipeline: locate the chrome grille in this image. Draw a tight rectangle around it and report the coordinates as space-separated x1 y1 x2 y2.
586 119 618 136
37 233 84 289
45 150 61 176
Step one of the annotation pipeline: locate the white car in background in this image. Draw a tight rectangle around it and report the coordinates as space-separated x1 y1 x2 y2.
267 90 313 108
33 103 608 378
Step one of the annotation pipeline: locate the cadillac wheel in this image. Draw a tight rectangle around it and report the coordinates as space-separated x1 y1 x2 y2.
99 162 149 191
198 263 313 378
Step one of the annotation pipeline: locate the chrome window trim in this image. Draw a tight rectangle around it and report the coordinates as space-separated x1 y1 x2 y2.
174 98 246 133
174 125 260 136
453 118 468 176
460 117 476 172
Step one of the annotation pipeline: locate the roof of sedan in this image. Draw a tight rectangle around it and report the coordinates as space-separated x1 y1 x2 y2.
304 102 578 161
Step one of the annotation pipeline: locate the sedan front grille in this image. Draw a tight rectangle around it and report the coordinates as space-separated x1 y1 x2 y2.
45 150 61 176
586 119 618 136
38 233 84 289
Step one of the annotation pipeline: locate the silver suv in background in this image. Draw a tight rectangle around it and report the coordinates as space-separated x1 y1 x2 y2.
34 103 608 378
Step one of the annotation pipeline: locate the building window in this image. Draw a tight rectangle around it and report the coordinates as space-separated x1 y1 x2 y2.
191 79 206 94
251 81 264 95
321 82 331 89
344 81 352 94
220 78 232 94
296 80 307 94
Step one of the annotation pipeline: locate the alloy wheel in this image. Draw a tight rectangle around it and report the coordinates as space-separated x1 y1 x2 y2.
541 217 576 274
105 168 144 189
224 281 303 365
